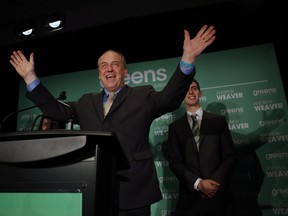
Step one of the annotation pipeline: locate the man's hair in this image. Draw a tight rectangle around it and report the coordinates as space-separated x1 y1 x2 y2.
98 49 127 69
193 79 201 91
38 115 66 130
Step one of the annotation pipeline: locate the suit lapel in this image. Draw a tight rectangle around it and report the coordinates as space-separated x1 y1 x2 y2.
178 114 199 153
177 114 200 167
107 85 131 116
179 115 192 137
198 111 212 151
92 91 106 120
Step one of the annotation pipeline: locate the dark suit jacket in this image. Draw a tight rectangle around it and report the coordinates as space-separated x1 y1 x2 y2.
164 110 237 211
26 65 195 209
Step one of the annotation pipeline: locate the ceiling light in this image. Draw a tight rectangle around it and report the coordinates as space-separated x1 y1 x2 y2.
15 24 37 39
22 28 35 36
49 20 62 28
44 14 65 32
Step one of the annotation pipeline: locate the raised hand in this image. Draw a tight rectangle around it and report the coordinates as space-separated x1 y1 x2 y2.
10 50 38 84
182 25 216 64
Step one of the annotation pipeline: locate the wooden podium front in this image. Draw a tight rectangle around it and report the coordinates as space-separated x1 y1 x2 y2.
0 130 129 216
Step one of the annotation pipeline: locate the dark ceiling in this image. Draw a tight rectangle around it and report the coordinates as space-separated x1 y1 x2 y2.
0 0 237 47
1 0 286 72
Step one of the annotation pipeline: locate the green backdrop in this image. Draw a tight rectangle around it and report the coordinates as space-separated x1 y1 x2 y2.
15 43 288 216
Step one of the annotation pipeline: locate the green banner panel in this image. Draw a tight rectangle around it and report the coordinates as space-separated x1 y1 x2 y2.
0 192 82 216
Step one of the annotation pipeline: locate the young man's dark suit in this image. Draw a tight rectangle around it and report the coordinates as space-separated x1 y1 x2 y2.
164 110 237 216
25 65 195 210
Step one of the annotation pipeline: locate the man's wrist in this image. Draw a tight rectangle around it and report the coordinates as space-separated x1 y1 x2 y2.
180 60 194 75
194 178 202 191
27 78 40 92
180 60 193 68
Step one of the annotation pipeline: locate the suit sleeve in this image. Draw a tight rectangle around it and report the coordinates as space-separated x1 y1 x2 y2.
164 123 200 192
150 65 195 118
210 116 237 186
25 83 75 122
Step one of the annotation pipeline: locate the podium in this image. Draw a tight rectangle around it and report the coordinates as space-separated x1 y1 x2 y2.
0 130 129 216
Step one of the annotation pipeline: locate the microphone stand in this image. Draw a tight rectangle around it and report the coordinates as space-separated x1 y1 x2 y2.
0 91 67 133
31 114 44 131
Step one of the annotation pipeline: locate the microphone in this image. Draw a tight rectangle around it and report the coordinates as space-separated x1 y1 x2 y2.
0 91 68 133
58 91 67 100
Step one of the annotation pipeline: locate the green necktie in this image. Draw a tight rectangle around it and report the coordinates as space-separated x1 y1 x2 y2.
191 114 200 150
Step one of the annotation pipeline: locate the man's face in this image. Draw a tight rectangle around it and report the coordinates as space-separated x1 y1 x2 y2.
42 118 50 130
98 51 127 92
184 81 202 107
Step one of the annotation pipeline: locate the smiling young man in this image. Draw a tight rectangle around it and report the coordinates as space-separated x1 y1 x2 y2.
164 79 237 216
10 25 216 216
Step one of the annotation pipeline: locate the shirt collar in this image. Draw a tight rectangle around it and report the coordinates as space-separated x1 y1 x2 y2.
103 86 123 97
187 107 203 120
